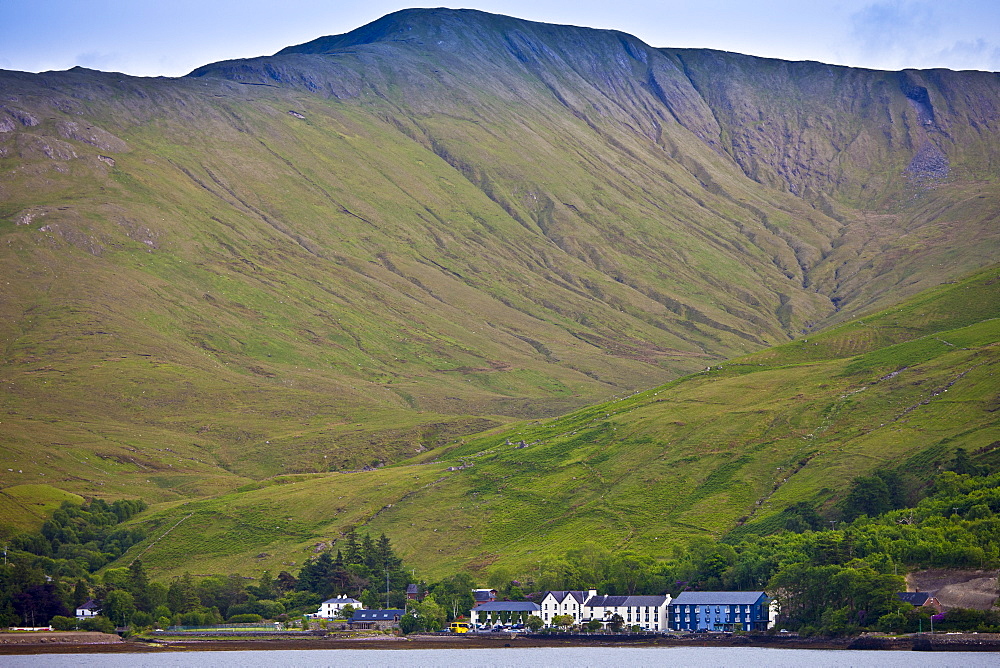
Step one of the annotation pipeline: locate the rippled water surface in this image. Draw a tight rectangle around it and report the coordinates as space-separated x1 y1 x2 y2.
4 646 998 667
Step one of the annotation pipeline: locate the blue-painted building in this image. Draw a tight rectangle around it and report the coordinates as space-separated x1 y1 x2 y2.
669 591 773 632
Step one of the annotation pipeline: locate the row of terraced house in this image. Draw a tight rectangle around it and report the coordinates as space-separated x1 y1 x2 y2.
473 589 777 632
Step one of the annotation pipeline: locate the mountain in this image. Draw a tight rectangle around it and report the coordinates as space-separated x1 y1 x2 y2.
0 8 998 547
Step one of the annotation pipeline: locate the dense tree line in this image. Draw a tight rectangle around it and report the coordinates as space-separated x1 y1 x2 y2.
0 499 146 627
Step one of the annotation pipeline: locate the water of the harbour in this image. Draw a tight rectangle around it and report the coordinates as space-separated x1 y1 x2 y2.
2 647 997 667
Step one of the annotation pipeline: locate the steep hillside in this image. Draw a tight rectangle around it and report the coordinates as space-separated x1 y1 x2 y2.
112 267 999 580
0 9 998 514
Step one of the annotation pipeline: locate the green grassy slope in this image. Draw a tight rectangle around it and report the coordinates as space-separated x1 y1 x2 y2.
0 9 998 531
115 267 999 581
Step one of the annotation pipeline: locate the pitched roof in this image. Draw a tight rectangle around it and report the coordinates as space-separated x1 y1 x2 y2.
586 595 628 608
350 609 404 621
406 584 419 594
321 596 361 605
543 590 587 604
621 595 670 607
76 599 100 610
584 594 669 608
896 592 932 606
473 601 540 612
671 591 768 606
473 591 494 602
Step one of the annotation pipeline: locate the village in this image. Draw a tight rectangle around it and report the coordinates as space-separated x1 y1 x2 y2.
279 587 936 635
61 584 953 637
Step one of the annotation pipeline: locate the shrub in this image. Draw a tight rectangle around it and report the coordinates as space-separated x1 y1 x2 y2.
228 613 263 624
50 615 78 631
79 616 115 633
131 611 153 629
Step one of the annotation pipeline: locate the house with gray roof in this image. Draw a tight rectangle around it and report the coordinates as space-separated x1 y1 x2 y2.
314 594 363 618
895 591 941 611
75 599 100 620
537 590 672 631
470 601 541 628
472 588 497 605
669 591 774 632
584 594 672 631
348 609 404 630
538 590 593 625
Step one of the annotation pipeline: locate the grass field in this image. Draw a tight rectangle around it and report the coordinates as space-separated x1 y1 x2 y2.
106 267 999 581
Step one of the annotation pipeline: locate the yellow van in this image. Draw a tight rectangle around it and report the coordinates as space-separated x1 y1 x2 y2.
448 622 470 633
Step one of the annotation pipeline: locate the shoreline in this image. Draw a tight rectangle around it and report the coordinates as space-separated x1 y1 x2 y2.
2 631 999 655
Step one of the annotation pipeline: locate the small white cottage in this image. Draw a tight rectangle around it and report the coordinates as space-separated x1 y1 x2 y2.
76 599 100 619
314 594 363 618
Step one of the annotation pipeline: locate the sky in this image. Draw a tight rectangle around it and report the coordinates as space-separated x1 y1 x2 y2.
2 1 999 78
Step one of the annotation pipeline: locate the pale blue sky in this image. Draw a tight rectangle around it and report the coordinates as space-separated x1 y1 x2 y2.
2 1 998 77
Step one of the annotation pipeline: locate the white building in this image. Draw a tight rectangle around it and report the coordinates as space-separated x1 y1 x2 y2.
584 594 671 631
75 599 100 620
314 594 363 618
538 590 593 625
537 590 672 631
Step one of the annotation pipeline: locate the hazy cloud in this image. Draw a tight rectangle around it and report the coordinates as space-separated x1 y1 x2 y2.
850 1 937 68
931 39 1000 72
848 1 1000 71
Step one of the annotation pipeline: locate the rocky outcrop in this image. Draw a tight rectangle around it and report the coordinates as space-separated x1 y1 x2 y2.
55 120 129 152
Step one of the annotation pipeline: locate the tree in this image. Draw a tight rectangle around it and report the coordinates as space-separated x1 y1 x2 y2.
783 502 824 533
276 571 297 593
413 595 445 632
167 573 201 613
297 552 336 598
127 560 150 611
131 610 153 629
608 613 624 632
840 475 891 521
103 589 136 627
585 619 603 632
551 614 575 629
80 616 115 633
197 574 248 618
429 573 475 621
343 530 362 566
526 615 544 632
13 583 71 626
146 581 169 611
949 448 988 477
72 580 90 607
399 610 422 634
51 615 78 631
250 570 276 600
